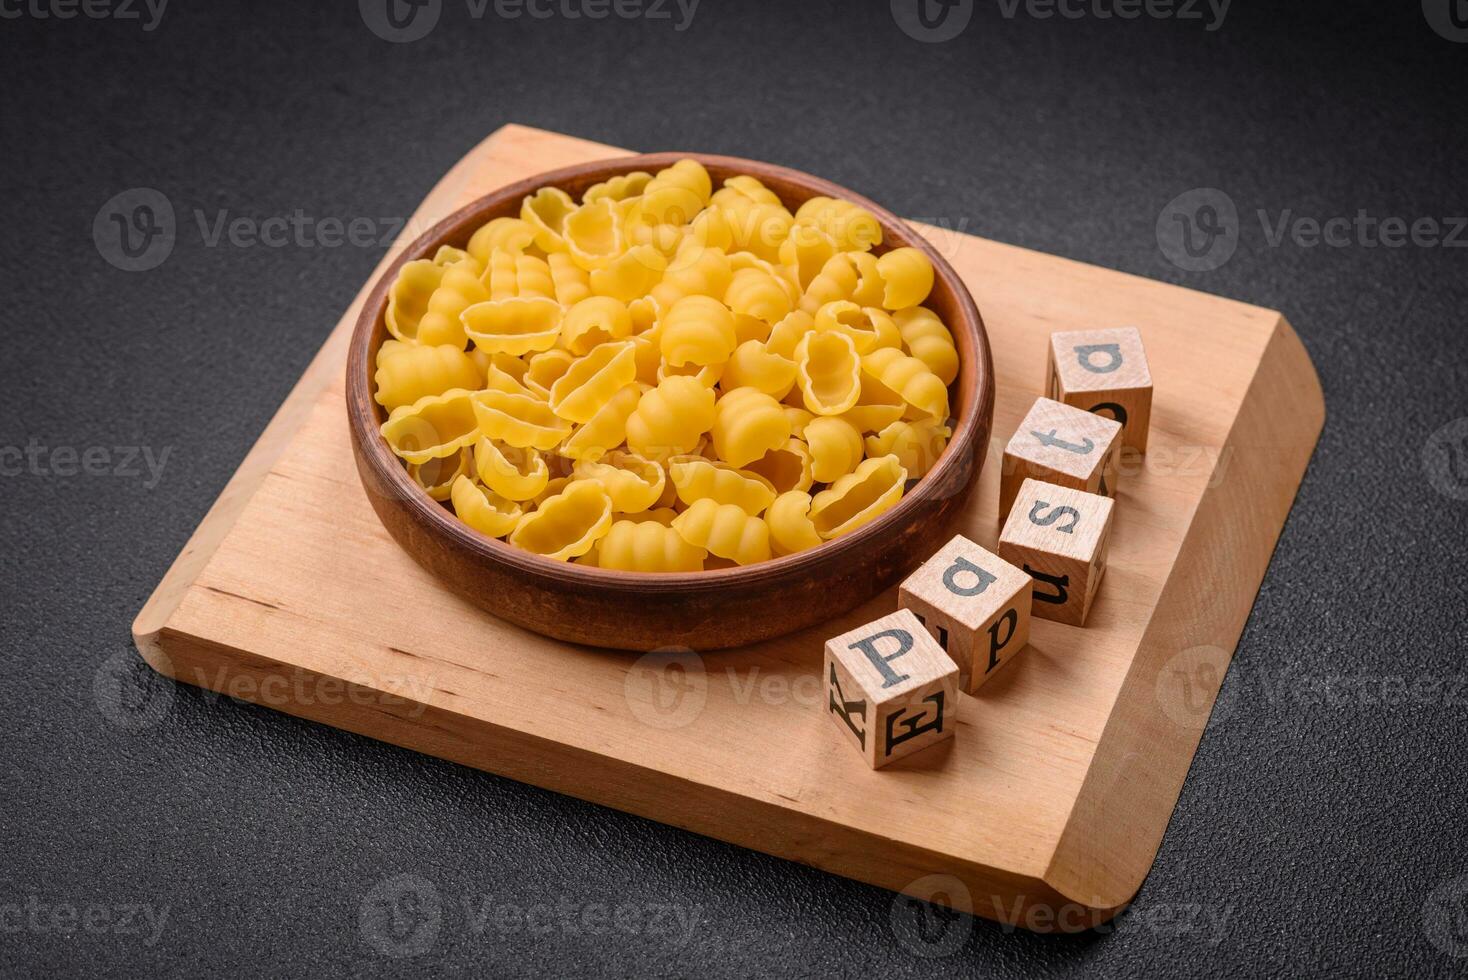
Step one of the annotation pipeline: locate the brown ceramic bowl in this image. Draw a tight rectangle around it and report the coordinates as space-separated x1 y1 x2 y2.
347 153 994 651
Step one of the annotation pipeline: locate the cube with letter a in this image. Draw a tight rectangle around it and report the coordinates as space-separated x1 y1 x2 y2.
824 609 960 769
899 535 1032 693
1046 327 1153 454
998 478 1116 627
999 397 1122 521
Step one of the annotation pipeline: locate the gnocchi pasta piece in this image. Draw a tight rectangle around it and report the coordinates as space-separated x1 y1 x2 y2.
472 389 572 451
560 297 633 355
408 445 473 501
668 457 776 515
381 388 483 464
808 454 908 540
467 218 538 263
548 341 638 424
672 498 771 566
624 375 716 459
450 476 524 538
804 416 865 483
595 519 706 572
461 296 563 356
860 347 949 422
660 294 737 368
766 490 823 556
743 438 813 494
508 479 613 560
794 196 883 253
413 256 488 349
547 252 592 306
474 436 550 501
373 341 482 412
875 246 934 310
711 386 792 468
865 418 952 479
795 330 862 416
573 452 666 513
892 306 959 386
721 340 797 400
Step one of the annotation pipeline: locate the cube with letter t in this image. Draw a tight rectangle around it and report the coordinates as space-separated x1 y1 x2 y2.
1000 397 1122 521
824 609 960 769
899 535 1032 693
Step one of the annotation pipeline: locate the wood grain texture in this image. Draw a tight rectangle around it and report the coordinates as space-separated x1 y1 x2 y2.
345 153 993 651
131 124 1325 932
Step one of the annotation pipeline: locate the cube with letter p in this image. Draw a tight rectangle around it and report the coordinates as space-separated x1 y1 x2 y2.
899 535 1033 693
824 609 959 769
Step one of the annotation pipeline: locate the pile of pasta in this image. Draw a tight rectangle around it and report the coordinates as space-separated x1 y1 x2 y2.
375 159 959 571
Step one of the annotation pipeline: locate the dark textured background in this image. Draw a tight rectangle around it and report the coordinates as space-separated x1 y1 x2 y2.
3 0 1467 975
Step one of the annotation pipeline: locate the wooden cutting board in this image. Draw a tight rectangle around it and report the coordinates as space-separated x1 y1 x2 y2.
132 124 1324 931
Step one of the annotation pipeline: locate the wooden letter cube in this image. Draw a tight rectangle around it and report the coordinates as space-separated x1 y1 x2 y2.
1000 397 1122 521
824 609 960 769
1046 327 1153 454
998 479 1116 627
899 534 1032 693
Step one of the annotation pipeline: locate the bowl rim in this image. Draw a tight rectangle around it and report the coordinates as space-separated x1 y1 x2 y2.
346 151 993 595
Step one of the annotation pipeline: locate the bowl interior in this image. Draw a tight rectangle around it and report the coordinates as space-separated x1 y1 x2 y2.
347 152 993 591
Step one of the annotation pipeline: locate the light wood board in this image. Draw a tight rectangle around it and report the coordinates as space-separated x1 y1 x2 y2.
132 124 1324 931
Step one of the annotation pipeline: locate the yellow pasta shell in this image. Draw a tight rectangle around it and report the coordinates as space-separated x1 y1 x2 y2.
808 454 908 540
573 452 666 514
560 296 633 355
669 457 777 515
671 498 771 566
474 436 550 501
795 330 861 416
509 480 613 561
711 386 793 469
381 388 482 465
549 340 638 424
804 416 865 483
876 246 935 310
860 347 949 421
451 475 524 538
461 296 563 356
766 490 823 556
408 445 474 502
373 342 482 412
595 519 706 572
471 389 571 451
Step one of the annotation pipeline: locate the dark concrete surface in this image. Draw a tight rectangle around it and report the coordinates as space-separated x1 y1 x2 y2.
3 0 1466 975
